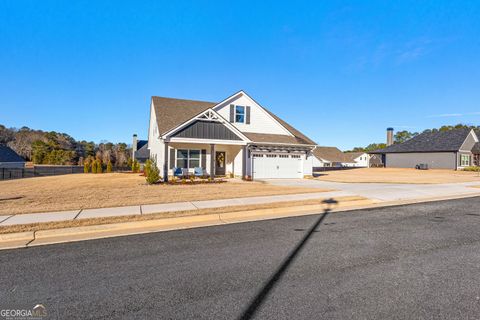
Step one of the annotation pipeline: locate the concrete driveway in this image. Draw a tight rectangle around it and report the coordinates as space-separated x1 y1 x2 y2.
263 179 480 202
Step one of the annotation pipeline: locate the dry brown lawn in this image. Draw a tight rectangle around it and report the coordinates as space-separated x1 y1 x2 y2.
315 168 480 184
0 173 327 215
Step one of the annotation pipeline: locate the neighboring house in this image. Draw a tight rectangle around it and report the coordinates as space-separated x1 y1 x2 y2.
343 152 369 167
132 134 150 166
368 153 384 167
0 145 26 168
311 146 347 168
370 128 480 170
311 147 369 169
147 90 317 181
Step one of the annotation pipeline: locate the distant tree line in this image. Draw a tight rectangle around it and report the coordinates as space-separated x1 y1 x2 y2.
346 123 480 153
0 124 131 166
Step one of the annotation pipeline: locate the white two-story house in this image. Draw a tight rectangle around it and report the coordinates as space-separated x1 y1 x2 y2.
147 90 317 181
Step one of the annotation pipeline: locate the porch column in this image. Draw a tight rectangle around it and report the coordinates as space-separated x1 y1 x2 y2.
163 142 169 182
242 145 247 180
210 144 215 179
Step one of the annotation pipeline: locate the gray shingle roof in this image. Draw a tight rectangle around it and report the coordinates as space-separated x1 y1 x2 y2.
136 140 148 150
152 94 316 146
371 128 473 153
313 146 346 163
472 142 480 153
135 140 150 160
0 145 25 163
152 96 215 135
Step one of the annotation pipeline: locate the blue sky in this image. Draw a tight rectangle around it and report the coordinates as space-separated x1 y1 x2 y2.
1 1 479 150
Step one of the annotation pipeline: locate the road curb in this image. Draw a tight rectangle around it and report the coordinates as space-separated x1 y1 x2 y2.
0 231 34 250
0 193 479 250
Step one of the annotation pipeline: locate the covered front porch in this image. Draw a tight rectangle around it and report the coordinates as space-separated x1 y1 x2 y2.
162 140 247 181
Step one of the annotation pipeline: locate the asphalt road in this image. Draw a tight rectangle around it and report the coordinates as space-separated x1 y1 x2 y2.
2 197 480 319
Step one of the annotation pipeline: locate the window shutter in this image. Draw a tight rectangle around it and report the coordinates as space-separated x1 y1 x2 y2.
169 148 175 169
229 104 234 122
201 149 206 169
246 106 251 124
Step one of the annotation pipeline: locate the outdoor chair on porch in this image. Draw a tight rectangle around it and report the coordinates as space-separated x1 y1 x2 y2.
194 167 204 177
173 167 184 178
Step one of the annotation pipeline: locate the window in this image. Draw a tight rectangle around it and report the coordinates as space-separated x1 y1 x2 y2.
266 154 277 158
291 155 301 158
279 155 289 158
461 154 470 166
176 149 200 169
235 105 245 123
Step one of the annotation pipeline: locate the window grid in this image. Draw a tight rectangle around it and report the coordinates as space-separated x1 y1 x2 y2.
235 105 245 123
176 149 200 169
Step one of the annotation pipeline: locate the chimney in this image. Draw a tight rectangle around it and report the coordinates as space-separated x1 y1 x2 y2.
132 134 138 159
386 128 394 146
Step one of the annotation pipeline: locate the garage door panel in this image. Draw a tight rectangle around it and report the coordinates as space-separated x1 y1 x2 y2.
253 154 303 179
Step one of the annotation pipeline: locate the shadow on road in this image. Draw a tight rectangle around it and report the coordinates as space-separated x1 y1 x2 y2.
237 198 338 320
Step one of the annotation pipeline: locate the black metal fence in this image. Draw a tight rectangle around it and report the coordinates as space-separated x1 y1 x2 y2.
0 165 132 181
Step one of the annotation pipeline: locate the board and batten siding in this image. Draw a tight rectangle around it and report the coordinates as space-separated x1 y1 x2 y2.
172 120 241 141
385 152 456 169
214 94 292 136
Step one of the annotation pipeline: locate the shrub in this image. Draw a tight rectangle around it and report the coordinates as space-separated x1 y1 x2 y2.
97 160 103 174
144 159 152 177
463 166 480 172
145 160 160 184
91 160 98 174
84 162 90 173
106 161 113 173
132 159 140 173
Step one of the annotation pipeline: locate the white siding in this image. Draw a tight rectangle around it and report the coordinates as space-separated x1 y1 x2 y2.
310 155 329 167
353 154 369 167
303 153 313 176
214 93 292 136
148 102 164 171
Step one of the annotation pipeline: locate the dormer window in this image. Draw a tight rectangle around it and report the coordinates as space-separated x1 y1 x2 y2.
235 106 245 123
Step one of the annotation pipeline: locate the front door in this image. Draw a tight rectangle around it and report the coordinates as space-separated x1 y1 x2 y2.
215 151 226 176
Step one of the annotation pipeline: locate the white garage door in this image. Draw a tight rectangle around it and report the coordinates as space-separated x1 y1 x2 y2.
252 154 303 179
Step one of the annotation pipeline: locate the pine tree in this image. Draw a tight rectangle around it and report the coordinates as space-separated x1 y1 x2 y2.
144 159 152 177
146 160 160 184
97 160 103 173
84 162 90 173
132 159 140 173
91 160 98 174
107 161 113 173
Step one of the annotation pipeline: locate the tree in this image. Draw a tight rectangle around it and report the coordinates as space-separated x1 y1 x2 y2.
84 162 90 173
394 130 418 144
144 159 152 177
91 160 98 173
364 143 387 152
107 161 113 173
132 159 140 173
145 160 160 184
96 159 103 173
